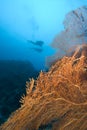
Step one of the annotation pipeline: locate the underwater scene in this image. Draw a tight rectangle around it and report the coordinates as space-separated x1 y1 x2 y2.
0 0 87 129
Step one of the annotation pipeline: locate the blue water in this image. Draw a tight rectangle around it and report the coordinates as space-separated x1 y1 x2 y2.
0 0 87 70
0 26 55 70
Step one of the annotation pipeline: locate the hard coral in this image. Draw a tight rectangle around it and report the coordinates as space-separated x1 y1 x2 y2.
0 45 87 130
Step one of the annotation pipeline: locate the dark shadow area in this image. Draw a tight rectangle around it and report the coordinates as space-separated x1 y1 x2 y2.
0 60 39 125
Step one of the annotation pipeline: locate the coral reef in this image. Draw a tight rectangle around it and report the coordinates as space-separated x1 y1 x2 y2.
0 44 87 130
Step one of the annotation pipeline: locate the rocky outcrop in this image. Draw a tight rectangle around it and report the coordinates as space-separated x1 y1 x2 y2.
47 6 87 67
0 44 87 130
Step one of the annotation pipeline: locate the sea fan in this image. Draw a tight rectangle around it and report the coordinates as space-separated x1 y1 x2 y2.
0 45 87 130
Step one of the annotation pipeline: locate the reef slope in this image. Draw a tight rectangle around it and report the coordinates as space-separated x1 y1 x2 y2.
0 45 87 130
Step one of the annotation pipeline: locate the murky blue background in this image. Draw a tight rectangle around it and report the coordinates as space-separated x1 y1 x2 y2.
0 0 87 70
